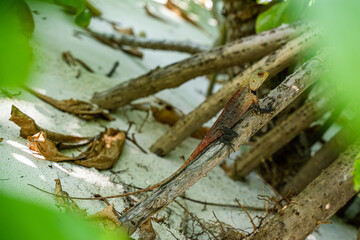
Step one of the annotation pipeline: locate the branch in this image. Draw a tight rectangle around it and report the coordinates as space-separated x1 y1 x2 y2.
150 30 320 156
229 91 335 179
118 52 327 233
252 140 359 240
87 29 209 54
281 121 357 195
91 22 310 109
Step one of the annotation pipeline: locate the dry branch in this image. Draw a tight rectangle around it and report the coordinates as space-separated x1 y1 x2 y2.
150 30 320 156
88 30 209 54
91 22 310 109
251 140 360 240
229 92 334 179
118 53 327 233
281 122 357 195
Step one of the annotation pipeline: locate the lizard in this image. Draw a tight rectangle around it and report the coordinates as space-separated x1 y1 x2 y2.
67 70 271 200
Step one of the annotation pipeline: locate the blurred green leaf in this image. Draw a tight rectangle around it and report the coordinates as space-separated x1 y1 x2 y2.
75 9 92 27
312 0 360 188
0 191 129 240
0 0 33 87
353 157 360 191
53 0 86 14
255 0 310 33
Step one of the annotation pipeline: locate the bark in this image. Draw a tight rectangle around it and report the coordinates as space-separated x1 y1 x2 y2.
118 53 327 233
281 122 357 195
252 140 360 240
222 0 261 41
229 93 334 179
150 30 320 156
91 22 310 109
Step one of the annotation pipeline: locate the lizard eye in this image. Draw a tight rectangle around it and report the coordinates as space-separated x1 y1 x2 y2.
257 72 264 77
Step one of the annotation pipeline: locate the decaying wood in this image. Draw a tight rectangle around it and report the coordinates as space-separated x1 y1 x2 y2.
281 122 357 195
91 22 310 109
87 30 209 54
150 31 320 156
251 140 360 240
228 92 334 179
118 53 326 233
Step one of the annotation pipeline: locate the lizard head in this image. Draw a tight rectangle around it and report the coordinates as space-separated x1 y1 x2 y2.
249 70 269 91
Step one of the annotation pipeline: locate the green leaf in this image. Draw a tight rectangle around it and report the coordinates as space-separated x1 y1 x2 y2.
0 191 129 240
0 0 33 87
75 9 92 27
255 0 310 33
353 157 360 191
53 0 86 14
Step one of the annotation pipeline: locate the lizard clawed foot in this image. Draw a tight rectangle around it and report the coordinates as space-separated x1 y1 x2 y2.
254 105 274 114
217 126 238 154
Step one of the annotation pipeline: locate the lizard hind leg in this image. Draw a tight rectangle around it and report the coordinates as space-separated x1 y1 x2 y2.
217 126 238 154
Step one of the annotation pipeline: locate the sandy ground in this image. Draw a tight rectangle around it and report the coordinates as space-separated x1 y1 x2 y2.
0 0 357 239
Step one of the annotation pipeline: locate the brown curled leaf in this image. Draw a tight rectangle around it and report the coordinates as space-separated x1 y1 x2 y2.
150 104 180 126
75 128 126 170
0 138 3 143
25 88 115 121
27 129 125 170
190 126 210 140
27 131 82 162
88 203 122 230
10 105 92 148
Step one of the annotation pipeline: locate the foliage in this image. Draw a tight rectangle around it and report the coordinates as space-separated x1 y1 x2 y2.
53 0 95 27
0 191 129 240
0 0 33 87
311 0 360 188
353 157 360 191
255 0 312 33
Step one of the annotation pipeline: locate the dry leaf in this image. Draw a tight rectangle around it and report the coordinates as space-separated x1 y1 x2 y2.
151 105 180 126
139 219 159 240
144 4 169 24
25 88 114 121
0 138 3 143
54 179 87 216
88 204 122 230
191 126 210 140
10 105 92 148
27 128 125 170
120 46 144 58
75 128 126 170
112 26 134 35
27 131 83 162
165 0 207 34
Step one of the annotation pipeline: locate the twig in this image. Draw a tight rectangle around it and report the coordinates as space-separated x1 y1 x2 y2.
174 200 219 240
212 211 225 236
84 29 209 54
150 30 320 156
91 22 310 109
235 198 257 233
138 110 149 133
181 196 265 211
106 61 119 77
126 133 147 154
